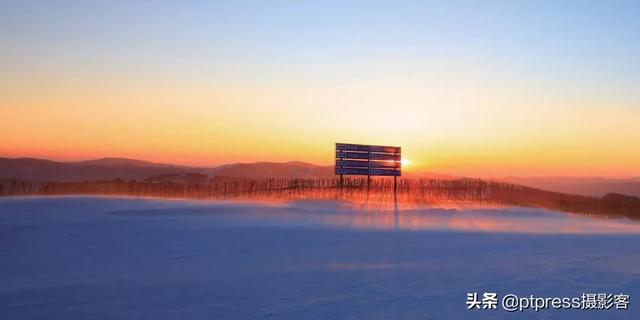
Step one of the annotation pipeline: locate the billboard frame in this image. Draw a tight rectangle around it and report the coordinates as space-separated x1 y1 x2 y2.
335 142 402 190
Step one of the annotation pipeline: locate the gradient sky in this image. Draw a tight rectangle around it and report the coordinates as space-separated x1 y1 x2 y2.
1 0 639 177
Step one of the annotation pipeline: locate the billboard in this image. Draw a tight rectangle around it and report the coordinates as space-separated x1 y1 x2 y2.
335 143 401 177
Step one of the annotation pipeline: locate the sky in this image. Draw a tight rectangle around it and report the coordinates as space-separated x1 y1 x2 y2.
1 0 639 177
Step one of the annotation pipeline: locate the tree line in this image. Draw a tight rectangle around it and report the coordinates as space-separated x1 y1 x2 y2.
1 177 639 219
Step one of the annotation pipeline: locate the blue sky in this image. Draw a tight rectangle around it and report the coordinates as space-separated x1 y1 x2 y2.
3 0 638 89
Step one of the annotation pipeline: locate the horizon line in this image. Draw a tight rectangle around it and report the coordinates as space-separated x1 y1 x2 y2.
1 155 638 180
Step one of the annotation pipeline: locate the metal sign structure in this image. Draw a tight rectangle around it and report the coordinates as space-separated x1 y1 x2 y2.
335 143 402 188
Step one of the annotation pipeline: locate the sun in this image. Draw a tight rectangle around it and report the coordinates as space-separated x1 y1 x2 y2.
401 159 411 167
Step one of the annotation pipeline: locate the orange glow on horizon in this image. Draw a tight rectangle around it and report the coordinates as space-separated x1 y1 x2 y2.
2 52 640 178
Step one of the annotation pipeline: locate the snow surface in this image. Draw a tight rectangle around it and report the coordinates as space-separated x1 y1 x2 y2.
1 196 639 319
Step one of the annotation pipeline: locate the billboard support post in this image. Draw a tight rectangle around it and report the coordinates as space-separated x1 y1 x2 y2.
339 152 344 188
367 156 371 189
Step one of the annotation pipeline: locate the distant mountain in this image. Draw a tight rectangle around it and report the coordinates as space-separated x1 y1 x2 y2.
0 157 333 182
406 171 457 180
498 176 640 197
75 157 179 167
3 157 639 197
209 161 334 179
0 157 191 182
144 172 210 184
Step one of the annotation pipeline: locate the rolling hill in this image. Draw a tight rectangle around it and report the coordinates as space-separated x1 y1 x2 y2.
498 176 640 197
2 157 639 197
0 157 333 182
0 157 189 182
210 161 333 179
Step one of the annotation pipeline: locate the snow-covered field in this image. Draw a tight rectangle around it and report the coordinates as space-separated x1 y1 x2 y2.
1 196 639 319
